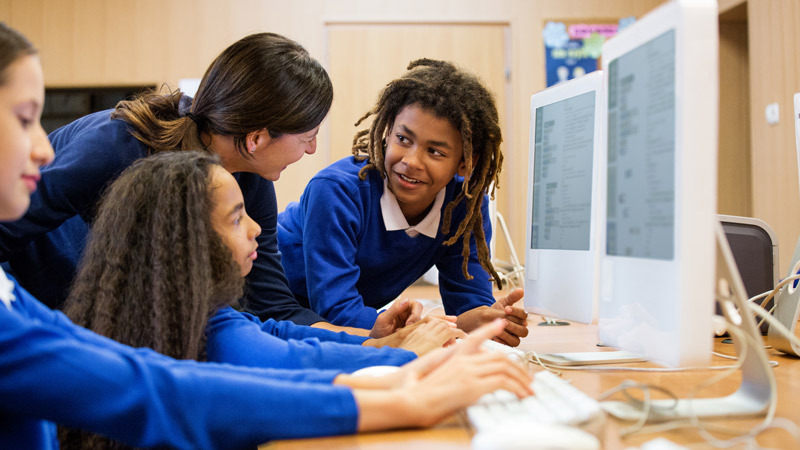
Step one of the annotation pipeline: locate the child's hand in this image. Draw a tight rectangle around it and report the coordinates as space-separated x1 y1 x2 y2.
396 320 533 426
456 289 529 346
369 298 424 338
491 288 529 342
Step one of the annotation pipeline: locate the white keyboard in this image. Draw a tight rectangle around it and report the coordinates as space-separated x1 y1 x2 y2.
466 370 603 432
480 339 529 363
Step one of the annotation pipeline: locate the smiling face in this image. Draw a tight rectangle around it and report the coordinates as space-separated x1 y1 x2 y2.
383 103 466 225
0 54 54 221
208 165 262 276
250 125 320 181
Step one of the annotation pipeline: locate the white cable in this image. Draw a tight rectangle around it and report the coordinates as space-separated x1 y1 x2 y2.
747 301 800 350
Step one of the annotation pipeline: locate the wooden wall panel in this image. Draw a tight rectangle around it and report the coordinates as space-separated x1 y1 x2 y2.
718 18 751 217
1 0 664 263
748 0 800 274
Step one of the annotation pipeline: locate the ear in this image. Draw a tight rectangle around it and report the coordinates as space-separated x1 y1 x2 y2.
245 128 270 154
456 158 470 177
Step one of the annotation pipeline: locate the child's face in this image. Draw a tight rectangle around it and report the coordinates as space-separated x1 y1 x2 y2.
0 54 53 221
383 103 467 224
209 165 261 276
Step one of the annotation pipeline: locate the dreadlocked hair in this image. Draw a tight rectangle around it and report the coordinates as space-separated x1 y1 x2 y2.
351 58 504 289
59 151 243 450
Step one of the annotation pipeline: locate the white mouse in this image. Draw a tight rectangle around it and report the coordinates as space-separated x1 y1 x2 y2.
471 422 600 450
349 365 400 377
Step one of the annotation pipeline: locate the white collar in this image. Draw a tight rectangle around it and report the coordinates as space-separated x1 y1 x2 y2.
0 266 16 310
380 178 445 238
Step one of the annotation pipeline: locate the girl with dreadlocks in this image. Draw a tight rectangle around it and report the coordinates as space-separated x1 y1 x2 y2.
278 59 529 346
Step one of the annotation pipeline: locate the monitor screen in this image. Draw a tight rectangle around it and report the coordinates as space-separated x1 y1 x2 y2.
531 91 595 251
523 70 603 324
606 30 675 260
598 0 718 368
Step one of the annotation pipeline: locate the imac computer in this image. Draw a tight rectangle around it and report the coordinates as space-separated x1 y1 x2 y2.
523 70 603 325
597 0 773 420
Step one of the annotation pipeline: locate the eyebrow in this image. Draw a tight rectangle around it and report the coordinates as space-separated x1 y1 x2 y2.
399 124 453 150
227 202 245 217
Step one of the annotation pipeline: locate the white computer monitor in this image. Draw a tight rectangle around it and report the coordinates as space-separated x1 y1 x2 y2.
523 71 603 324
597 0 718 368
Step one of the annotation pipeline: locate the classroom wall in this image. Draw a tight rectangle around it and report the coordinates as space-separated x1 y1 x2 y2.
746 0 800 274
0 0 666 267
13 0 792 272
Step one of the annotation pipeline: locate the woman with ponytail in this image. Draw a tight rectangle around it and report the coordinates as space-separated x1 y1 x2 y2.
0 32 441 349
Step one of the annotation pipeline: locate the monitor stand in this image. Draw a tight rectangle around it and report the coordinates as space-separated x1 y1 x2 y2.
601 221 775 421
768 236 800 356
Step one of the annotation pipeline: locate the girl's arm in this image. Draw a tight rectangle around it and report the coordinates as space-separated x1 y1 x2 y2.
206 307 417 371
2 280 360 449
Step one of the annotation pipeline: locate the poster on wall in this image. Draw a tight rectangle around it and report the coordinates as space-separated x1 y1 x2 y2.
543 18 636 87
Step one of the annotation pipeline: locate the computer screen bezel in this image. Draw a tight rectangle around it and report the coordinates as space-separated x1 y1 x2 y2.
597 0 718 368
523 70 604 324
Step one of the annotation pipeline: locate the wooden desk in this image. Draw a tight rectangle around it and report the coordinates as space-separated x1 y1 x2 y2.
264 288 800 450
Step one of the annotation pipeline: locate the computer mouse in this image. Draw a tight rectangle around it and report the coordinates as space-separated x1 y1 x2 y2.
471 422 600 450
349 365 400 377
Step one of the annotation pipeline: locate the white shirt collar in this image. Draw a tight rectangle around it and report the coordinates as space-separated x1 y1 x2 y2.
380 178 445 238
0 266 16 310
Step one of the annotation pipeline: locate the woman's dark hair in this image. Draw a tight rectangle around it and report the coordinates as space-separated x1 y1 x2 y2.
0 22 37 85
352 59 504 288
59 151 243 449
110 32 333 159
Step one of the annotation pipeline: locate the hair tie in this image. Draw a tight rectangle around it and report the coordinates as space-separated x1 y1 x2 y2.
185 112 202 125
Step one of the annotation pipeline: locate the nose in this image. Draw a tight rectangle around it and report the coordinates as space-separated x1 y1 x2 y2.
401 145 423 169
246 214 261 240
32 124 54 167
305 137 317 155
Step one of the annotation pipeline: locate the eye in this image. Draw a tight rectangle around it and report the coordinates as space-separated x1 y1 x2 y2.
18 116 33 128
396 134 409 144
233 214 242 225
428 148 445 157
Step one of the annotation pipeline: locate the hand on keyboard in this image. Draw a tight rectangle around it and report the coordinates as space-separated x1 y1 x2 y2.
467 370 603 432
391 320 534 427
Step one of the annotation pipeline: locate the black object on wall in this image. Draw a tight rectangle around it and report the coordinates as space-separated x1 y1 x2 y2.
42 86 155 134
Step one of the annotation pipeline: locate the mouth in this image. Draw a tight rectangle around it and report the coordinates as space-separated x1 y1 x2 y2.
248 248 258 261
21 174 40 192
395 172 424 186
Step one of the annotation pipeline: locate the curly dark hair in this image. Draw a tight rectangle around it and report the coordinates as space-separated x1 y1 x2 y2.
59 151 244 450
351 58 504 288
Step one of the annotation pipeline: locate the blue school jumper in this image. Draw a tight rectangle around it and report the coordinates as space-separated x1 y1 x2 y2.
278 157 495 328
0 269 357 449
206 306 415 370
0 101 322 325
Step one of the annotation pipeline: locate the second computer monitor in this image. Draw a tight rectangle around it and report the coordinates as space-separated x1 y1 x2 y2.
523 70 603 324
598 0 718 368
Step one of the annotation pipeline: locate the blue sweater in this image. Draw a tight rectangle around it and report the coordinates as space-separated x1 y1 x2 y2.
206 306 415 370
0 271 358 449
0 105 322 325
278 157 495 328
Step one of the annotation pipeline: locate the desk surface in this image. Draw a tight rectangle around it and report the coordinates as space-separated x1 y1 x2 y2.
263 286 800 450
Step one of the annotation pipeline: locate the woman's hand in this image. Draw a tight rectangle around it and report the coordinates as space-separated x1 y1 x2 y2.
363 315 463 356
369 298 423 338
